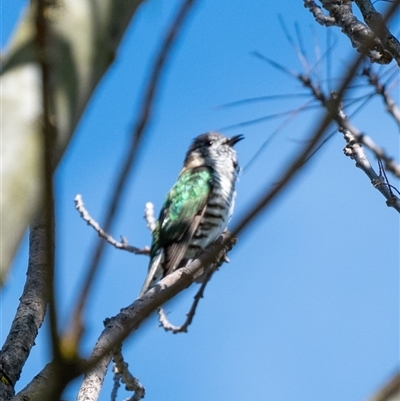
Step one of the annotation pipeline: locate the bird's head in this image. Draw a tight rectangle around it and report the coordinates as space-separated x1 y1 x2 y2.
184 132 243 171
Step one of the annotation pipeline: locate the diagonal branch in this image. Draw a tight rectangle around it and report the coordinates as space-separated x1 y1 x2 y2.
338 104 400 211
305 0 398 64
74 232 236 401
231 49 368 240
74 194 150 255
354 0 400 65
13 232 236 401
298 73 400 179
111 344 145 401
0 213 50 400
365 371 400 401
362 67 400 125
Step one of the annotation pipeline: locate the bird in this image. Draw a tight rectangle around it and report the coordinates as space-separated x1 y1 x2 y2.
139 131 243 297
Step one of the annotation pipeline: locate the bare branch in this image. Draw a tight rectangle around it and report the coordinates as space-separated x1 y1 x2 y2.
358 133 400 178
362 67 400 125
354 0 400 65
305 0 396 64
279 15 312 72
111 345 145 401
226 2 399 237
11 363 59 401
0 213 49 400
339 102 400 211
158 269 214 334
298 73 400 179
75 232 236 401
365 371 400 401
75 349 110 401
74 194 150 255
12 236 236 400
303 0 336 26
321 0 390 63
218 100 320 131
231 48 370 239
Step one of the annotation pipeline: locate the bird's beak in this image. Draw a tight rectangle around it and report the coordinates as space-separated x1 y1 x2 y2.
227 134 244 147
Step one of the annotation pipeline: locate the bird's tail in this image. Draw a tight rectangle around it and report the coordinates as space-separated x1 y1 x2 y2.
138 251 164 298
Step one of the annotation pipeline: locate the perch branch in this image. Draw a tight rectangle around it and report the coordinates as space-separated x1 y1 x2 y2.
74 232 236 401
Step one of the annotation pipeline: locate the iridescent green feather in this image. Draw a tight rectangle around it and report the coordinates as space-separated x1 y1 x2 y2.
150 167 212 258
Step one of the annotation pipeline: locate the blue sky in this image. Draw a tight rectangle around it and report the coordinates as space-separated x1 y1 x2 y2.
2 1 399 400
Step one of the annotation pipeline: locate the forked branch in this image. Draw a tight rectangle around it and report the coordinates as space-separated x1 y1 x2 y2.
304 0 400 64
74 194 150 255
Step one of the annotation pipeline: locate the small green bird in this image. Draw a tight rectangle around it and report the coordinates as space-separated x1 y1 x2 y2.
139 132 243 297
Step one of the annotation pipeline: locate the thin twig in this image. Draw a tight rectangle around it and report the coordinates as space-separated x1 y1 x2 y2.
112 345 145 401
216 93 311 109
74 195 150 255
158 268 214 334
242 97 317 172
377 159 400 197
362 66 400 125
252 51 299 77
297 72 400 178
279 14 311 73
231 47 368 239
338 99 400 211
66 0 198 350
217 102 320 131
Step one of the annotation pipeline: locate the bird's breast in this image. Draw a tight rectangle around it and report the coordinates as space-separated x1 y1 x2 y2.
186 169 236 257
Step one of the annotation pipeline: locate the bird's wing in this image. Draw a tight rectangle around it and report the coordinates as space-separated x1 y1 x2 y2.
159 166 213 276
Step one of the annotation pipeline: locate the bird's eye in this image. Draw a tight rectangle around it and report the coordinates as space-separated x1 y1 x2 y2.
207 140 213 147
